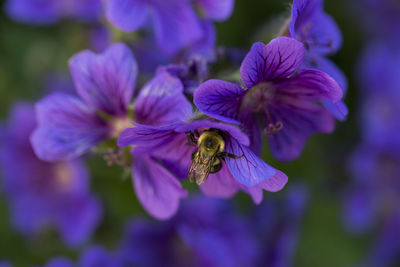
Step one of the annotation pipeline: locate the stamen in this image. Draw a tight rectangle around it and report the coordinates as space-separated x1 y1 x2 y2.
103 148 125 167
265 122 283 135
262 106 283 135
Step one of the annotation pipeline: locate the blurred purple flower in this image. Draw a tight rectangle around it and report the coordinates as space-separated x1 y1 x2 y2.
119 188 307 267
32 43 193 220
119 196 258 267
42 246 121 267
5 0 102 25
251 185 308 267
357 42 400 151
366 212 400 267
194 37 343 161
0 262 11 267
354 0 400 43
31 43 138 161
288 0 348 121
105 0 234 54
156 56 209 96
343 145 400 234
0 103 102 246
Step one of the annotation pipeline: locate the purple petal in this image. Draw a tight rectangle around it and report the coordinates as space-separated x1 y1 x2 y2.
342 187 375 234
194 79 245 124
274 69 343 102
289 0 322 36
266 101 335 162
302 55 348 120
118 122 178 149
68 0 103 22
80 246 121 267
321 99 348 121
134 71 193 125
185 20 216 61
307 12 342 55
240 38 305 89
243 171 288 204
200 163 287 203
289 0 342 55
195 0 234 21
69 43 137 116
224 137 285 187
31 93 109 161
304 54 348 93
152 0 203 53
105 0 148 32
176 119 250 146
239 112 263 156
57 194 102 246
5 0 61 24
200 163 241 198
132 156 187 219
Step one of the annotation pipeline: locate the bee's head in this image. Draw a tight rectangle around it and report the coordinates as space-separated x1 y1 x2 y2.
198 129 225 153
204 137 217 149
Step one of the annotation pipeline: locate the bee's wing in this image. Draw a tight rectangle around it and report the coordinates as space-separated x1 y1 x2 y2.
189 152 215 185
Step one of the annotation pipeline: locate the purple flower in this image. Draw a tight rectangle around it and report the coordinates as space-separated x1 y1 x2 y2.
366 212 400 267
119 189 307 267
156 57 209 96
32 43 192 219
42 246 122 267
118 113 288 205
343 145 400 234
194 37 343 161
105 0 234 54
31 43 138 161
357 42 400 151
78 246 123 267
251 185 308 267
5 0 102 25
0 262 11 267
0 103 102 246
354 0 400 43
288 0 348 121
119 196 258 267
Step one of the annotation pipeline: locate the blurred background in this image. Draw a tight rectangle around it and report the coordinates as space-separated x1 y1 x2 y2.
0 0 399 266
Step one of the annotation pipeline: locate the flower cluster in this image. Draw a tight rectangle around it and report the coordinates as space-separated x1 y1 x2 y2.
8 0 345 221
341 1 400 265
0 0 348 264
39 189 308 267
0 103 101 246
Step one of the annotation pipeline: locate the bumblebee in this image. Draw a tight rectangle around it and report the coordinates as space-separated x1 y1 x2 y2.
186 128 241 185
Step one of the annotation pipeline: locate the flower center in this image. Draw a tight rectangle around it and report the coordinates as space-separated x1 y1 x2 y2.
241 82 283 135
110 116 133 139
55 163 74 191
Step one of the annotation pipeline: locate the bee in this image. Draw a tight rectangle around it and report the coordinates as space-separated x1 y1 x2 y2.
186 128 242 185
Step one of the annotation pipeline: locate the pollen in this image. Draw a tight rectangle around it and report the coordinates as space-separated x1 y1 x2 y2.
55 164 74 191
110 116 133 139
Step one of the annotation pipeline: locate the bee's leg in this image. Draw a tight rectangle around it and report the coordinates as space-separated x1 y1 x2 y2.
186 131 197 146
210 161 222 173
194 129 200 138
217 152 244 159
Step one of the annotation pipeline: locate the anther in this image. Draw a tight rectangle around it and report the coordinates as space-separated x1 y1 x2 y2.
263 106 283 135
103 148 125 167
264 122 283 135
